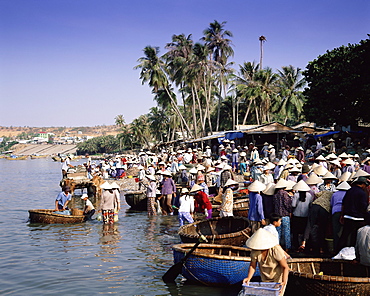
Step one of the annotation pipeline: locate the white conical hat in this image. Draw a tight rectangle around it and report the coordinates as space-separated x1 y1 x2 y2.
245 228 279 250
326 153 338 159
248 180 266 192
336 181 351 191
181 188 189 193
100 181 112 190
343 158 354 165
277 159 287 166
353 169 370 178
311 163 319 170
315 155 326 161
216 163 225 169
265 162 275 170
262 183 276 195
110 182 120 189
224 179 238 187
289 166 301 173
162 170 172 176
305 173 323 185
196 164 206 171
313 165 328 176
275 179 289 189
146 175 156 181
287 158 296 164
189 167 197 174
322 171 338 179
330 160 341 167
207 167 215 173
178 164 187 170
223 164 232 170
190 184 203 193
339 152 349 158
293 180 311 191
339 172 351 182
285 180 296 191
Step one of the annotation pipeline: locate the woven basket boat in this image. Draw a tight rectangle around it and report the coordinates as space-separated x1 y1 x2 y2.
28 209 85 224
124 191 147 211
288 258 370 296
178 216 251 246
233 198 249 217
173 243 256 286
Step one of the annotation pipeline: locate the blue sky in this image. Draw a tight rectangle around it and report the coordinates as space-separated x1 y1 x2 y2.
0 0 369 127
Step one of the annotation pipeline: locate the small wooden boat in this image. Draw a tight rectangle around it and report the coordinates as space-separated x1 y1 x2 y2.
6 155 28 160
287 258 370 296
178 216 251 246
30 154 48 159
172 243 254 286
124 191 147 211
233 198 249 218
28 209 85 224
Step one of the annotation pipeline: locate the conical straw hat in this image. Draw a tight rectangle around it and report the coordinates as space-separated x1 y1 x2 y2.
293 180 311 191
224 179 238 187
110 182 120 189
189 167 197 174
206 167 215 173
190 184 203 193
285 180 296 191
289 166 301 173
223 164 232 170
287 158 296 164
100 181 112 190
178 164 187 170
305 173 323 185
262 183 276 195
339 172 351 182
275 179 289 189
339 152 348 158
330 160 341 167
343 158 354 165
353 169 370 178
245 228 279 250
277 159 286 166
265 162 275 170
322 171 338 179
315 155 326 161
196 164 206 171
248 180 266 192
311 163 319 170
326 153 338 159
313 165 328 176
336 181 351 191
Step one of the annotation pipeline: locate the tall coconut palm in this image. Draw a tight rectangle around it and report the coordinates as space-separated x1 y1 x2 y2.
259 36 266 70
147 106 169 142
134 46 192 139
202 20 234 131
277 65 306 124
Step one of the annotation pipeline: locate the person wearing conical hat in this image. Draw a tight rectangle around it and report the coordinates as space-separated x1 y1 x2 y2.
286 166 300 182
159 171 176 216
100 182 118 224
296 146 305 164
330 181 351 251
291 180 313 251
190 184 213 219
282 145 290 162
258 166 274 186
217 179 238 217
238 151 248 175
220 164 233 188
297 164 310 182
145 175 158 216
242 228 290 295
267 144 276 163
178 188 194 227
326 138 336 153
329 159 342 180
273 179 292 251
315 154 328 169
248 180 267 234
337 177 370 253
342 158 355 174
318 172 337 192
231 148 239 173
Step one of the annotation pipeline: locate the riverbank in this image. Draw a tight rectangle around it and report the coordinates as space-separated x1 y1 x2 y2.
11 143 77 156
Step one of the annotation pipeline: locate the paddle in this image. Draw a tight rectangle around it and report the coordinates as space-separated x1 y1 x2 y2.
162 233 208 283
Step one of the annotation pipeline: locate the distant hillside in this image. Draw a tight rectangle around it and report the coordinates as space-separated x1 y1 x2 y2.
0 125 121 138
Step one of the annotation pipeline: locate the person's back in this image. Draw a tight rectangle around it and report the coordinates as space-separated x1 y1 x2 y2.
355 225 370 266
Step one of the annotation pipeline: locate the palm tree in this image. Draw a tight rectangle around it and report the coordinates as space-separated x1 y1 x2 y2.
259 36 266 69
115 114 125 127
134 46 192 139
147 106 168 142
277 65 306 124
202 20 234 131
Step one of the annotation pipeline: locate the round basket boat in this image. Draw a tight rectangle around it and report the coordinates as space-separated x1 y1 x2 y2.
172 243 255 286
28 209 85 224
287 258 370 296
178 216 251 246
233 198 249 218
124 191 147 211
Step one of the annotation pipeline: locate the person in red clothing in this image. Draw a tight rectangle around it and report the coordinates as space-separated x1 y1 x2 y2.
190 184 213 219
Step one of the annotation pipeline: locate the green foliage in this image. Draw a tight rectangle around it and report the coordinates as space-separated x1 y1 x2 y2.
303 36 370 126
0 137 18 153
76 135 119 155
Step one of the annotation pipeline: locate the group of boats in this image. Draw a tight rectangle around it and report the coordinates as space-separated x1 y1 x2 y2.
27 186 370 295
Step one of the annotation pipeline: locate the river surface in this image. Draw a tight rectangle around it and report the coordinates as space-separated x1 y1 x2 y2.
0 158 243 296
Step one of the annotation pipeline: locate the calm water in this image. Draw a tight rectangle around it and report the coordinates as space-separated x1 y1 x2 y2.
0 158 241 296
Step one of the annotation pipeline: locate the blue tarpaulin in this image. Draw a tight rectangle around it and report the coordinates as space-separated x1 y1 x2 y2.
313 131 340 139
225 132 244 140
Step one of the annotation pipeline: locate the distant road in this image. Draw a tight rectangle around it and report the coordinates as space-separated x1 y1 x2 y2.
14 144 77 156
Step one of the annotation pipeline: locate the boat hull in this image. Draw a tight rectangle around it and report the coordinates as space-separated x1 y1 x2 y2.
28 209 85 224
173 243 255 286
124 191 147 211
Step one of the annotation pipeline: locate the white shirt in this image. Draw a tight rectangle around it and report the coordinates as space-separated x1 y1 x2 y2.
178 195 194 213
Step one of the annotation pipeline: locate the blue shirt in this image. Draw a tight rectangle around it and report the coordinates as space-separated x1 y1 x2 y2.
56 192 72 208
248 191 265 221
330 190 346 214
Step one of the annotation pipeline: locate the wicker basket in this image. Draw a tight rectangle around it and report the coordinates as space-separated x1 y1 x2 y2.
288 258 370 296
178 216 251 246
71 208 84 216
